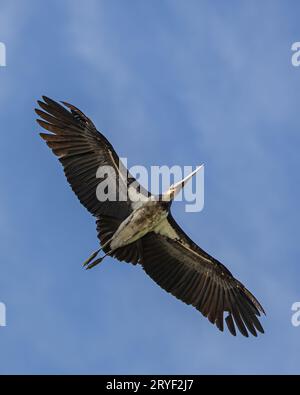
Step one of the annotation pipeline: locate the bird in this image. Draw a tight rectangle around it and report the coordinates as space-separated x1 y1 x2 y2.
36 96 265 337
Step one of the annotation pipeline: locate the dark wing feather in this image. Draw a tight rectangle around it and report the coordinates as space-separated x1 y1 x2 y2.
36 96 149 220
140 215 265 337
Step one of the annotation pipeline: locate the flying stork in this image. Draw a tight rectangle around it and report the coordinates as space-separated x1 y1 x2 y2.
36 96 265 337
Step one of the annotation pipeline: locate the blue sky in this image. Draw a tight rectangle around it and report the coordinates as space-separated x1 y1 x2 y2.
0 0 300 374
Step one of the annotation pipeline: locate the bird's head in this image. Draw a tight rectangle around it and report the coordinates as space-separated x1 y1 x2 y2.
161 165 203 202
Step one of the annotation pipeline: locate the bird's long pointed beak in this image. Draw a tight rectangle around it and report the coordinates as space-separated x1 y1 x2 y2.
163 164 203 200
172 165 203 191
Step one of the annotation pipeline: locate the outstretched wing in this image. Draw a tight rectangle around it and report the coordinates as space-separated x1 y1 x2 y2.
140 215 265 337
36 96 149 220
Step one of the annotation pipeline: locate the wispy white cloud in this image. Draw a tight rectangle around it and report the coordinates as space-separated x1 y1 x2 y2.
0 2 32 104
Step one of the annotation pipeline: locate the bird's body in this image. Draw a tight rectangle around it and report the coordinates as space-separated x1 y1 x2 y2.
36 96 265 337
109 199 169 251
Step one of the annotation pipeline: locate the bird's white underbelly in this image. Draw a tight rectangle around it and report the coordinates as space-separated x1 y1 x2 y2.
110 204 167 250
